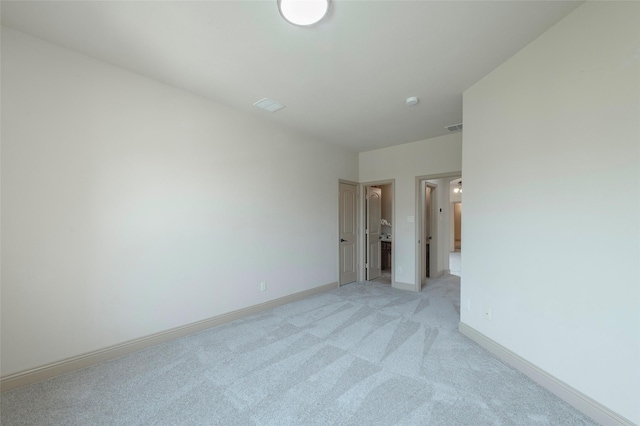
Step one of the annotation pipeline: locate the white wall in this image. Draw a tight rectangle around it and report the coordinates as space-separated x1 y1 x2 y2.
0 27 358 377
461 2 639 423
359 134 462 285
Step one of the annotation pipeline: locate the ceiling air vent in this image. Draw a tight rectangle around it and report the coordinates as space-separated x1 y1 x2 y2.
253 98 285 113
446 123 463 132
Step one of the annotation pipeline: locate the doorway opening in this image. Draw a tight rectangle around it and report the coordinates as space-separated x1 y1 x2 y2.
415 172 461 291
418 181 438 290
449 178 462 277
360 180 394 286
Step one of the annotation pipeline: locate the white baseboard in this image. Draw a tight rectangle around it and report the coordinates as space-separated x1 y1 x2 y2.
458 322 634 426
1 281 339 392
393 281 417 292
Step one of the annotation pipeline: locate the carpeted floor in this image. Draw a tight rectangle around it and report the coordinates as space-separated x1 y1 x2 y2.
1 275 596 425
371 270 392 285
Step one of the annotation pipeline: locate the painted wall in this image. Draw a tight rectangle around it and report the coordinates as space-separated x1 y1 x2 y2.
359 134 462 285
461 2 639 423
0 27 358 377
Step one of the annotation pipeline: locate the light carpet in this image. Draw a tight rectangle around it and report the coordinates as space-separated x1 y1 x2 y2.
1 275 596 425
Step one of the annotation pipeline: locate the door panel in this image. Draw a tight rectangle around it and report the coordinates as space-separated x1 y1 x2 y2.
339 183 357 285
366 187 382 280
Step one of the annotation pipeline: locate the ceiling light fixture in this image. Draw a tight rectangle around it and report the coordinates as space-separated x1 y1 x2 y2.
278 0 330 26
406 96 419 106
453 181 462 194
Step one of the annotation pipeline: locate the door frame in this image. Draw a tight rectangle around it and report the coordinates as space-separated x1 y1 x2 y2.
338 179 360 286
415 172 461 291
359 179 395 287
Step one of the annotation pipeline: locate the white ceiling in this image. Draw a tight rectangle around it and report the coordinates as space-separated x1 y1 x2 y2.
1 0 583 152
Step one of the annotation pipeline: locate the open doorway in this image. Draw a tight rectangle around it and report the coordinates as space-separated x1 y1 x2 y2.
361 181 394 286
449 178 462 277
415 172 461 291
418 181 438 290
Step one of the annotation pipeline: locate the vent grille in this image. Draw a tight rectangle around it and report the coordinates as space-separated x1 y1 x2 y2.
446 123 463 132
253 98 285 113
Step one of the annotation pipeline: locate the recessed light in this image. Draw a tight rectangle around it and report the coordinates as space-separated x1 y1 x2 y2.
253 98 286 113
278 0 330 26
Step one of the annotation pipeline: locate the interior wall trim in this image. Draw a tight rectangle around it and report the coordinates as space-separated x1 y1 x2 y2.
393 281 416 292
1 281 339 392
458 322 633 426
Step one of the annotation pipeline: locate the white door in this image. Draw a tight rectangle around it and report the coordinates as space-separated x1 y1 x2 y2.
339 182 357 285
366 187 382 280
